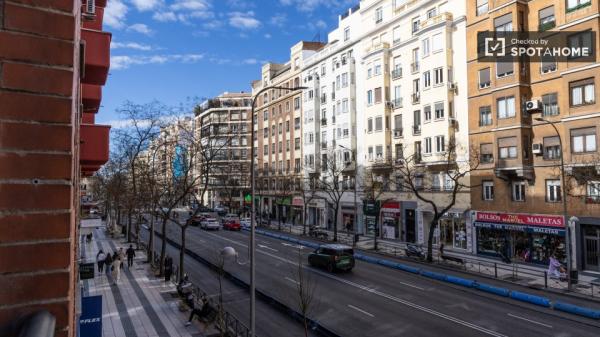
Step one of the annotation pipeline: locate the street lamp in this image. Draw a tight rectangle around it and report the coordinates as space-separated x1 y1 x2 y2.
534 117 574 290
249 85 306 337
338 144 358 245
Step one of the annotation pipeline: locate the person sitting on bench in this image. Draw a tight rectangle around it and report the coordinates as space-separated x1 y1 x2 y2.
185 294 210 326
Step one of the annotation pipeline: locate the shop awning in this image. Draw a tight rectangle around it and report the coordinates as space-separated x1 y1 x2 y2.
474 222 565 236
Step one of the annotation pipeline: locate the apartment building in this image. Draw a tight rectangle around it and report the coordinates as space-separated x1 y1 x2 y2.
467 0 600 270
301 5 363 230
194 93 252 212
252 41 324 223
358 0 471 249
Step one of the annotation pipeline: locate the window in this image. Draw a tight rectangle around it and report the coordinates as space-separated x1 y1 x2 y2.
480 143 493 163
541 55 557 74
278 141 282 153
367 90 373 105
479 106 492 126
496 61 514 77
272 143 276 154
435 102 444 119
263 127 268 138
367 118 373 132
412 17 420 34
295 137 300 150
479 68 491 88
294 97 300 110
539 6 555 31
432 33 443 52
368 146 373 160
423 71 431 88
541 93 559 116
374 64 382 76
375 116 383 131
393 26 401 43
435 135 445 153
286 120 290 132
424 105 432 121
476 0 488 16
494 13 512 32
263 145 268 156
422 38 430 57
567 0 591 13
434 67 444 85
427 8 437 18
483 181 494 200
571 127 597 153
512 181 526 202
570 78 595 106
375 145 383 158
278 123 282 134
543 136 561 159
294 117 300 130
286 140 290 152
546 180 561 203
587 181 600 203
344 27 350 41
263 110 269 121
568 31 593 60
374 87 382 104
424 137 432 154
394 114 403 132
499 137 518 159
394 85 401 101
497 96 516 119
375 7 383 23
413 110 421 130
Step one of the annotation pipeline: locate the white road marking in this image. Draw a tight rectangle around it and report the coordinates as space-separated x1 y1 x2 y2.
398 281 426 291
258 244 278 252
281 242 304 249
284 277 300 285
348 304 375 317
507 313 552 328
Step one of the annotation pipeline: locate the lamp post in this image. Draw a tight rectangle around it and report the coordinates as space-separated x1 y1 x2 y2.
339 144 358 244
250 85 305 336
534 117 573 290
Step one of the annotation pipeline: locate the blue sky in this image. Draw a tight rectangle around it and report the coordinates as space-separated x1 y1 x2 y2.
100 0 358 126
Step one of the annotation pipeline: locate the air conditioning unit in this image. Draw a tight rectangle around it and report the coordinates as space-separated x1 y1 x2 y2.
447 82 457 92
449 118 458 128
394 130 403 137
532 143 543 155
525 100 541 112
386 101 394 108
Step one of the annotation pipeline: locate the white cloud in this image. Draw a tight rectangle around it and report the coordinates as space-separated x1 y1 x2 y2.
170 0 210 11
110 41 153 51
229 11 261 30
104 0 128 29
269 13 287 27
243 58 258 65
153 11 177 22
315 19 327 30
279 0 356 13
127 23 153 35
264 33 272 39
131 0 163 11
111 53 205 70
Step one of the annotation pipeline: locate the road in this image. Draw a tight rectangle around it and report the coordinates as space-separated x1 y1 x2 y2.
147 219 600 337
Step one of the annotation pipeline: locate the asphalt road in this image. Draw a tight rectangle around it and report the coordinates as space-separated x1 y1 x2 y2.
147 219 600 337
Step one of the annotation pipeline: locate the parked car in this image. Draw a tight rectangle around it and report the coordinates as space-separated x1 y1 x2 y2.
222 213 240 222
200 218 221 230
223 219 241 231
240 217 252 228
308 244 355 272
214 206 228 216
187 216 203 226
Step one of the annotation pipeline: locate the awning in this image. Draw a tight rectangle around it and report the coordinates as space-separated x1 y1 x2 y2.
474 222 565 236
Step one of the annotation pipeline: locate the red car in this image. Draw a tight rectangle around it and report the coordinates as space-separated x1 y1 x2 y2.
222 219 241 231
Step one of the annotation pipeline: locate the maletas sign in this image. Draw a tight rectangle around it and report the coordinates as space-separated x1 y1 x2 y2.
475 211 564 228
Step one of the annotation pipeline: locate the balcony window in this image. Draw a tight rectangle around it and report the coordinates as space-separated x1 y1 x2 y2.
512 181 526 202
424 137 432 154
571 127 597 153
497 96 516 119
480 143 494 163
423 71 431 88
539 6 555 31
435 102 444 119
412 17 420 34
375 116 383 132
543 136 561 159
566 0 591 13
375 7 383 23
435 135 445 153
413 110 421 135
498 137 518 159
432 33 443 52
482 181 494 200
494 13 513 32
479 106 492 126
567 31 593 60
587 181 600 203
546 180 562 203
479 68 491 89
375 145 383 159
367 90 373 105
422 38 430 57
374 87 382 104
434 67 444 85
570 78 595 106
294 117 301 130
368 147 374 160
368 118 373 132
541 93 559 116
476 0 488 16
424 105 432 122
496 61 514 78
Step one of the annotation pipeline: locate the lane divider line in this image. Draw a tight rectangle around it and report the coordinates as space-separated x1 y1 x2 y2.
347 305 375 318
507 313 553 328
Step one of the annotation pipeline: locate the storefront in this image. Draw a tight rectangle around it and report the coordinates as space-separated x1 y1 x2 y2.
474 211 566 265
580 217 600 272
291 197 304 226
434 212 468 251
307 199 326 227
341 203 356 232
380 202 401 239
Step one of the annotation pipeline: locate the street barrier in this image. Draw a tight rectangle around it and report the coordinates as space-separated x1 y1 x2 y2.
553 302 600 319
474 283 510 297
509 291 551 307
445 275 476 288
420 270 447 282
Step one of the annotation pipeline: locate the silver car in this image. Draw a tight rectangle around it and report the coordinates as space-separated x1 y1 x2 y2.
201 218 221 230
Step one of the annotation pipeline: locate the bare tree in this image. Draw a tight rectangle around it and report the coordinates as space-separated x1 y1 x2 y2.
296 177 318 235
395 141 479 261
564 154 600 203
318 150 348 242
288 248 318 337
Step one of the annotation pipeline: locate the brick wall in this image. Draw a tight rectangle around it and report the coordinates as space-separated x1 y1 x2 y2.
0 1 80 337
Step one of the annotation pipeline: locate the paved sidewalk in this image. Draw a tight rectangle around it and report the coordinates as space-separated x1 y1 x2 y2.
80 229 204 337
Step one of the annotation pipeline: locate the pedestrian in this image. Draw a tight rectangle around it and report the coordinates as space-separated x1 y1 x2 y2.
164 256 173 282
548 252 566 281
185 294 210 326
104 252 113 275
126 244 136 268
112 253 122 285
96 249 106 273
118 247 125 270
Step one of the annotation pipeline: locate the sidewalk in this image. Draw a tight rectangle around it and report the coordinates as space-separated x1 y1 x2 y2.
80 229 205 337
261 220 600 300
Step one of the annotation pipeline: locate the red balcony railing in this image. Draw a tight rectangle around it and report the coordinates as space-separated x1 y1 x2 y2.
80 123 110 173
81 29 111 85
82 83 102 113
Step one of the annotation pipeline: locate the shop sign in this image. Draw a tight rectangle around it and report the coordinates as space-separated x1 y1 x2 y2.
381 202 400 213
474 222 565 236
79 262 95 280
292 197 304 207
475 211 564 228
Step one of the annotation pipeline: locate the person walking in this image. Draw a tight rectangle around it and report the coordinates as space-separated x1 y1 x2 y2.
126 244 136 268
112 252 122 285
104 252 113 276
96 250 106 273
548 253 566 281
118 247 125 270
185 294 210 327
164 255 173 282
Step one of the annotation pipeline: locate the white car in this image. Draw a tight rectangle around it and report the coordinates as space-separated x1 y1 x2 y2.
201 218 221 230
240 217 252 228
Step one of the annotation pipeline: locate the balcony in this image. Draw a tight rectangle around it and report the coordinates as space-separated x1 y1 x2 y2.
320 95 327 104
392 68 403 79
80 123 110 175
365 42 390 54
81 29 111 85
82 113 95 124
412 125 421 135
82 83 102 113
392 98 403 109
412 92 420 104
321 142 327 149
420 12 453 30
393 128 403 138
82 5 104 30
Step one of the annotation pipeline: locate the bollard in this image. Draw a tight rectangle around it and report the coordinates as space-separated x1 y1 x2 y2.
494 263 497 278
